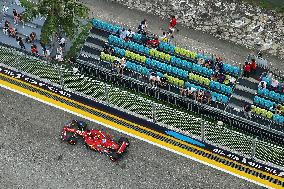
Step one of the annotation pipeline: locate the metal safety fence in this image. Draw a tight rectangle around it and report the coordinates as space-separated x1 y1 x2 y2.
0 45 283 169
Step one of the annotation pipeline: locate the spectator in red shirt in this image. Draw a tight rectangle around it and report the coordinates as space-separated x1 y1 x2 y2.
168 15 177 38
243 61 251 78
250 59 257 75
31 44 38 56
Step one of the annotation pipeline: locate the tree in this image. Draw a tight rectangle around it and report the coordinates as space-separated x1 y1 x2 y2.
20 0 89 45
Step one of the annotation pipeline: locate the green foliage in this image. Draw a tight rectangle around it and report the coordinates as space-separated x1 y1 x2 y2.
20 0 89 44
65 22 92 60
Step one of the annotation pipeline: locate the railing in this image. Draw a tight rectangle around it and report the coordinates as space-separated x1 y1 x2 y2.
1 44 284 169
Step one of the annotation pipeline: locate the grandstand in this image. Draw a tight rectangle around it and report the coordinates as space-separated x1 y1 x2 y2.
75 19 284 141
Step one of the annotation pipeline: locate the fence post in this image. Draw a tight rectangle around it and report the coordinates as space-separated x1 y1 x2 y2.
251 137 257 159
152 103 156 123
201 119 205 142
104 84 109 104
58 65 64 89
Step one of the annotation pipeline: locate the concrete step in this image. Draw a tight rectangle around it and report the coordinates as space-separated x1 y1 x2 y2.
231 93 253 104
89 32 107 42
235 84 257 95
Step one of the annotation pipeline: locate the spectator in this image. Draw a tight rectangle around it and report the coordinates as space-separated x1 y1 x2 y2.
168 15 178 38
31 44 38 56
243 104 252 118
18 13 24 28
146 35 159 48
275 105 282 115
159 32 168 43
45 49 50 60
138 19 147 35
112 57 120 71
160 76 168 87
59 37 66 50
8 26 17 38
197 90 205 102
258 80 267 89
180 86 189 96
140 33 149 45
243 61 251 78
3 20 10 35
118 57 126 75
250 58 257 75
13 9 18 25
103 43 114 55
119 28 128 40
271 78 279 91
149 72 160 88
229 75 236 85
26 32 36 43
16 36 25 49
55 46 63 61
2 5 9 17
269 104 276 112
202 91 212 104
125 29 134 41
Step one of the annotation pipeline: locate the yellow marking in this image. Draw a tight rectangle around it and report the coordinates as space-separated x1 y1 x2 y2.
0 73 283 188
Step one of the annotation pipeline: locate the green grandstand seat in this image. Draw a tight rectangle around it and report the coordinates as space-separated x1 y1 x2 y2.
175 47 181 54
178 80 184 87
266 111 273 119
165 54 171 62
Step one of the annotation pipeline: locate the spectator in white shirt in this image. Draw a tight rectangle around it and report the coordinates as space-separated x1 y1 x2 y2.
258 80 267 89
271 78 279 90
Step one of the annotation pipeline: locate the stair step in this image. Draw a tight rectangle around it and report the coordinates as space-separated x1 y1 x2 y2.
231 94 253 104
80 51 100 60
82 43 103 55
238 78 259 90
233 87 255 99
86 36 106 47
90 27 110 39
235 84 257 94
229 96 248 108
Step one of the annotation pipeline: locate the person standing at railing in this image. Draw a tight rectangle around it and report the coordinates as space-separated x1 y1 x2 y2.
243 61 251 78
250 58 257 75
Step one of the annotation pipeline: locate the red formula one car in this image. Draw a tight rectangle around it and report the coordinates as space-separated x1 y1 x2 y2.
61 120 129 161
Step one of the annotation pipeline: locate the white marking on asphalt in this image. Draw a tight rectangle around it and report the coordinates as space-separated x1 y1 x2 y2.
0 83 272 189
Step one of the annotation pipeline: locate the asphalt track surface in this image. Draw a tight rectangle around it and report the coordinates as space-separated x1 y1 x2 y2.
0 87 264 189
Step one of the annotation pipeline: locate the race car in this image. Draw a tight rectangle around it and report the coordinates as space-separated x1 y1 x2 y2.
61 120 129 161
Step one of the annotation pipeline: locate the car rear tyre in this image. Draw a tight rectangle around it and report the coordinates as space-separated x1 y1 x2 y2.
109 152 119 162
67 136 77 145
118 137 129 146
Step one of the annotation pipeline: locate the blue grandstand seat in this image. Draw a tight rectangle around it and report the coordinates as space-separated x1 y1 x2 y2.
222 95 229 104
210 81 215 89
269 91 276 99
185 61 193 70
192 64 198 72
215 82 221 90
254 96 261 104
161 63 167 72
225 86 232 94
171 56 177 64
175 58 182 67
172 67 178 75
151 60 157 67
220 84 226 93
157 61 163 69
167 65 173 73
185 81 191 88
157 72 164 78
182 70 188 78
281 95 284 103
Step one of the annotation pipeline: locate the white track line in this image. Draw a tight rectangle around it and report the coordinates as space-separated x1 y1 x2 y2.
0 83 270 188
